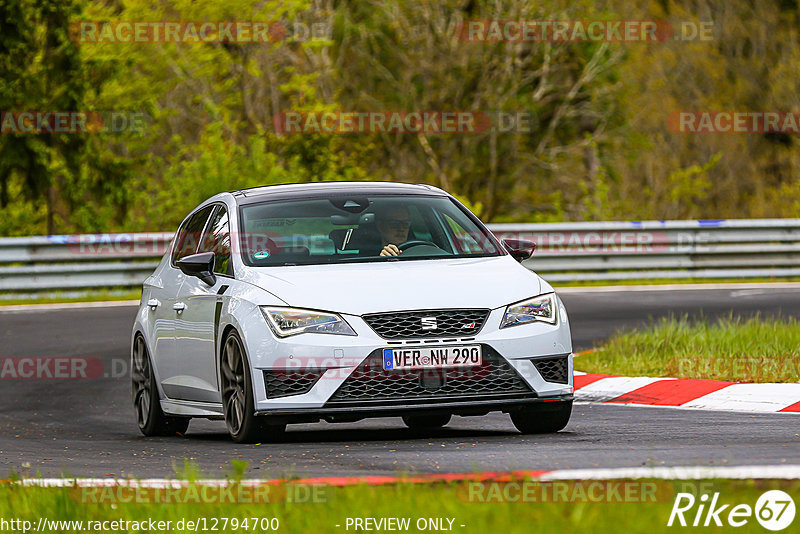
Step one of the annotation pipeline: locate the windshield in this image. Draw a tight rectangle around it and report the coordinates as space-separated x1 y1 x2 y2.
238 195 501 266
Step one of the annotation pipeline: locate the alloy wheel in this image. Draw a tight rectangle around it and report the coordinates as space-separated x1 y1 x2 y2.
221 334 247 436
131 335 152 429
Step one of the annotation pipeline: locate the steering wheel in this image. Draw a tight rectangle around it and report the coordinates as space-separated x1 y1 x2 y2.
398 240 439 251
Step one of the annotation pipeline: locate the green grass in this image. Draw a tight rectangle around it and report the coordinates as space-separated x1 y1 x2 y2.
577 315 800 382
1 478 797 533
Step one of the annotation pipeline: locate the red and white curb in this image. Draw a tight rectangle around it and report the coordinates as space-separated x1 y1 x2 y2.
574 372 800 413
11 465 800 488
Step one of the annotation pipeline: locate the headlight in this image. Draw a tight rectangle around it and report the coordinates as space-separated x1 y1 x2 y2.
500 294 557 328
260 306 356 337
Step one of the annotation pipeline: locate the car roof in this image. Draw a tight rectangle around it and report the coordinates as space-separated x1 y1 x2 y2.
232 181 448 204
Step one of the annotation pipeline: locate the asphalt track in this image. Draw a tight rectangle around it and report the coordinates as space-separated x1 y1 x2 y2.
1 286 799 478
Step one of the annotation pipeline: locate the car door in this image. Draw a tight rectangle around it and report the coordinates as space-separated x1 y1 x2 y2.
171 204 233 403
147 261 183 393
155 205 215 400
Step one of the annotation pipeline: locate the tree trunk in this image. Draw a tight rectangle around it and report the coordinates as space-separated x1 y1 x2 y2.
47 184 56 235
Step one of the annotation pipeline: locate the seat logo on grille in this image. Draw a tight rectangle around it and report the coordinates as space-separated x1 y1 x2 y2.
420 316 438 330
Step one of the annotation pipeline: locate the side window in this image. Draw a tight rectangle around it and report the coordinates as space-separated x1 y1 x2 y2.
171 205 214 264
199 205 233 276
443 213 484 254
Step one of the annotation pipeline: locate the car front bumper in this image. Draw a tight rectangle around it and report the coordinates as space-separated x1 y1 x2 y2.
239 305 574 414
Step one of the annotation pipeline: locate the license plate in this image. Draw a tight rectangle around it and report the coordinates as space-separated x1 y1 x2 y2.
382 345 482 371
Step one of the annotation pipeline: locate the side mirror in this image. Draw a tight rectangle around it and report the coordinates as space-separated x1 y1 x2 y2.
177 252 217 286
501 238 536 262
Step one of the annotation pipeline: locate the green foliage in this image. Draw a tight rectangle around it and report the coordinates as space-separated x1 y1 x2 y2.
173 459 203 482
228 460 249 482
126 124 368 231
0 0 89 234
1 0 799 236
1 477 800 533
663 153 721 219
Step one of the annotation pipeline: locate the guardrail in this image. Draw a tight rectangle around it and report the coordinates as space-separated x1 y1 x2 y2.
1 220 799 292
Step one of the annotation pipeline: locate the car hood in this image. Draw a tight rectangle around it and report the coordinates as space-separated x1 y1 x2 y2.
240 256 544 316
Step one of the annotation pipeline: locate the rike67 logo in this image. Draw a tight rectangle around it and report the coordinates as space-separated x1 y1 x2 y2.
668 490 795 530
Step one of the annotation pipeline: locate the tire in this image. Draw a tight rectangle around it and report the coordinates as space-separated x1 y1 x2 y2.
220 330 286 443
402 413 451 430
510 400 572 434
131 334 190 437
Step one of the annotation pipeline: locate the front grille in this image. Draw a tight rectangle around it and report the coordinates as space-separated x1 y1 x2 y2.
327 346 532 404
264 368 326 399
533 356 569 384
363 309 490 339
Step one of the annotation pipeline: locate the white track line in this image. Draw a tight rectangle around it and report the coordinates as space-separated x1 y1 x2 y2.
14 464 800 487
540 465 800 481
556 282 800 293
0 300 140 313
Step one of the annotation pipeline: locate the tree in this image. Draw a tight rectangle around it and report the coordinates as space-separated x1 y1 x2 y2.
0 0 88 234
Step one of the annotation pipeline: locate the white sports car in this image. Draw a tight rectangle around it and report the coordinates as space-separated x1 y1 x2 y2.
131 182 574 442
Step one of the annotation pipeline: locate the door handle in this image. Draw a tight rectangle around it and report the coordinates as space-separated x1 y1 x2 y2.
146 298 160 309
173 302 186 313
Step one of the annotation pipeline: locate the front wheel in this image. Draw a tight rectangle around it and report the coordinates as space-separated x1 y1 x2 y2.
220 330 286 443
510 400 572 434
131 335 190 437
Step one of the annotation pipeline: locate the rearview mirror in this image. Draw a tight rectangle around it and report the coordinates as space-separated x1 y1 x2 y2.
501 239 536 262
177 252 217 286
329 212 375 225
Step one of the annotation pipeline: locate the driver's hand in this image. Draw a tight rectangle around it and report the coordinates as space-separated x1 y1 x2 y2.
380 244 401 257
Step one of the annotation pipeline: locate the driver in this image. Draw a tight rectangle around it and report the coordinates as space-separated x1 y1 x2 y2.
377 205 411 257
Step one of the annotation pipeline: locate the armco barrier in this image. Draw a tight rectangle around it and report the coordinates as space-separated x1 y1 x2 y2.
1 220 799 291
